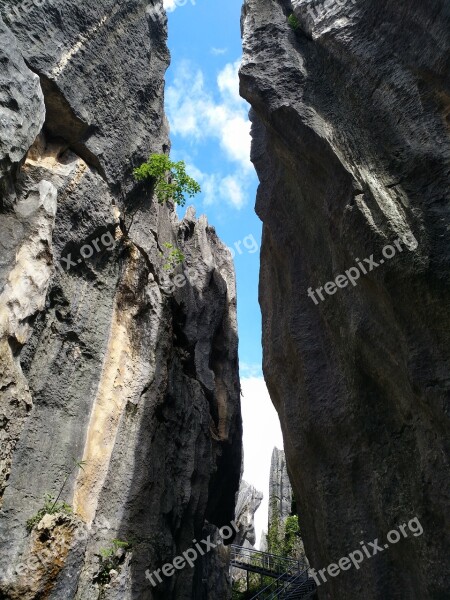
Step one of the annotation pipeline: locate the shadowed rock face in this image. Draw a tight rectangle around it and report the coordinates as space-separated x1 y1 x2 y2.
240 1 450 599
0 3 242 599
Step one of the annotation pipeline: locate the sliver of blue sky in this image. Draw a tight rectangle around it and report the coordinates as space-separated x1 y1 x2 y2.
165 0 263 378
164 0 286 548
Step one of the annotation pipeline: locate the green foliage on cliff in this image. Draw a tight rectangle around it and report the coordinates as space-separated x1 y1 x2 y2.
133 154 201 206
232 574 273 599
162 242 185 271
283 515 301 556
266 508 283 556
26 494 72 533
288 14 300 31
266 503 301 559
96 539 131 585
25 459 86 533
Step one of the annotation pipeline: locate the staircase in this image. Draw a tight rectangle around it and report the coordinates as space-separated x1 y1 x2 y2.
230 545 317 599
248 571 317 600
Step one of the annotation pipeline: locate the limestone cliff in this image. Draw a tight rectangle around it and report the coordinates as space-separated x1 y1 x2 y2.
240 1 450 598
0 2 242 599
234 480 263 548
266 448 307 564
268 448 292 527
230 481 262 591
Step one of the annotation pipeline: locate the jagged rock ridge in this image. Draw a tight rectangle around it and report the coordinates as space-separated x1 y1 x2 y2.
0 2 242 599
240 0 450 598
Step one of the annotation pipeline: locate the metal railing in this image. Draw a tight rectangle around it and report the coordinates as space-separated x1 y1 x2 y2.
247 569 313 600
248 571 298 599
230 544 307 577
230 544 316 599
262 571 316 600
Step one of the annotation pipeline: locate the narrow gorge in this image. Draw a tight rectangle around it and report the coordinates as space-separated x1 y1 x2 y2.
0 0 449 599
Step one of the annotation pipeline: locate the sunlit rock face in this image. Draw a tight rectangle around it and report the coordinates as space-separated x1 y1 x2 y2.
240 1 450 598
230 480 263 590
0 3 242 599
234 480 263 548
268 448 292 526
266 447 308 563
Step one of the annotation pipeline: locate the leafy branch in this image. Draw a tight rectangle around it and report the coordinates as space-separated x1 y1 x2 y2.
133 154 201 206
161 242 185 271
95 539 131 585
26 494 72 533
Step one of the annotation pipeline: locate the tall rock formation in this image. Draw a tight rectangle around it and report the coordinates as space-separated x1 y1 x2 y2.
266 448 307 564
0 2 242 599
234 480 263 548
240 1 450 599
268 447 292 526
231 481 263 592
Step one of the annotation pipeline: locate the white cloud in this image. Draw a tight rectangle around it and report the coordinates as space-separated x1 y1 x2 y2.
241 376 284 549
164 0 197 10
217 61 243 105
211 47 228 56
220 115 252 166
166 59 255 209
240 362 263 378
166 59 252 168
221 175 245 209
182 163 247 210
163 0 177 11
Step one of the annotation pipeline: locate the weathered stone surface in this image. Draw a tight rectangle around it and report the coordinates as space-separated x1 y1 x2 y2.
267 447 308 564
268 447 292 526
0 2 242 599
0 0 170 184
0 17 45 188
234 480 263 548
240 1 450 599
0 175 57 501
231 481 262 591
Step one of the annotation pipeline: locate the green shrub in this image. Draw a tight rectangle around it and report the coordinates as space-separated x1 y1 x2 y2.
266 503 301 559
283 515 300 557
25 458 85 533
162 242 185 271
96 539 131 585
288 14 299 30
266 499 284 556
232 575 264 599
133 154 201 206
26 494 72 533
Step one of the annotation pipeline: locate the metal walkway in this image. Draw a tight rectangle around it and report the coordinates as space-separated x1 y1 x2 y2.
230 545 317 600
